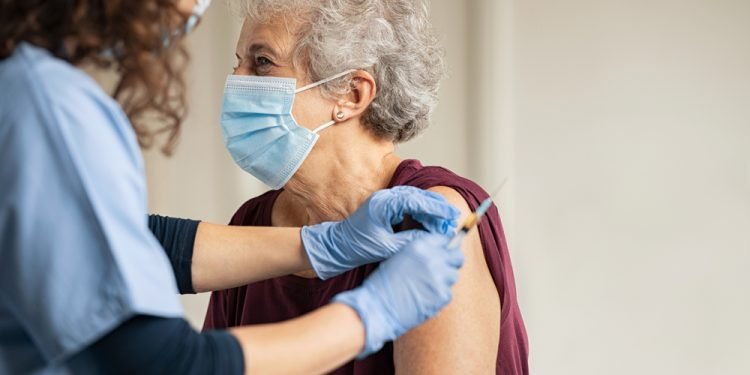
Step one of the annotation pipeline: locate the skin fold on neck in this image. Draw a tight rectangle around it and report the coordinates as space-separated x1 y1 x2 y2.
272 129 402 278
279 138 401 225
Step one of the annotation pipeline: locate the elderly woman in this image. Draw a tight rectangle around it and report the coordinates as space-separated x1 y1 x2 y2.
205 0 528 373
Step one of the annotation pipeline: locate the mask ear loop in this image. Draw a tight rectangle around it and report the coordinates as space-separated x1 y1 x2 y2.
312 110 345 133
299 69 357 134
312 120 336 134
295 69 357 93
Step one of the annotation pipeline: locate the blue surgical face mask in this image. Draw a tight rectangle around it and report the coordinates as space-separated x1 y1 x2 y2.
220 70 355 189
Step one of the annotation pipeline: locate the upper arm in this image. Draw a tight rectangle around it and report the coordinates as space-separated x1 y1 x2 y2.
393 186 500 374
148 215 201 294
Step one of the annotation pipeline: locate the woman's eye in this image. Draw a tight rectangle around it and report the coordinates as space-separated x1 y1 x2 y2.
255 56 272 66
254 56 274 74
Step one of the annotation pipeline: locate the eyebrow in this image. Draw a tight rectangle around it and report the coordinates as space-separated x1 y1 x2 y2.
245 42 280 59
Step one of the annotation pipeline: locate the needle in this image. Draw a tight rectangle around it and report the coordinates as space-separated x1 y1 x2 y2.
447 178 508 248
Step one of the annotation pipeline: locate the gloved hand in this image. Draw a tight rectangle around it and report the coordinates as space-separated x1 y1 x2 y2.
301 186 460 280
332 233 464 357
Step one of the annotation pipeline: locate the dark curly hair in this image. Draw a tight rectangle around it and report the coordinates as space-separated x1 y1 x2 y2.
0 0 191 154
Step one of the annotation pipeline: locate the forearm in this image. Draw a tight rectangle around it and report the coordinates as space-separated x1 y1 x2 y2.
191 222 312 293
67 316 244 374
67 305 363 375
230 303 365 375
149 215 313 293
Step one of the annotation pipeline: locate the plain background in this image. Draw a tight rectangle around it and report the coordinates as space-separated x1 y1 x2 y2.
141 1 750 374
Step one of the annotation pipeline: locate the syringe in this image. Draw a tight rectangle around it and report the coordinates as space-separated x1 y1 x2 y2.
448 178 508 248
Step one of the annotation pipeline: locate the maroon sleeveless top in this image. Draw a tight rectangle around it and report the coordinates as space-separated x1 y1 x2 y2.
203 159 529 374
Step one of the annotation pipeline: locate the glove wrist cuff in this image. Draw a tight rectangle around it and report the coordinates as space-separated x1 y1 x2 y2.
301 222 340 280
332 287 395 359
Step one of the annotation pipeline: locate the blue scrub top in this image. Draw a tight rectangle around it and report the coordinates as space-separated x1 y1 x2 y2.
0 43 183 374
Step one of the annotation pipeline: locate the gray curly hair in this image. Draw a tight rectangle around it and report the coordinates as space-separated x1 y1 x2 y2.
241 0 445 143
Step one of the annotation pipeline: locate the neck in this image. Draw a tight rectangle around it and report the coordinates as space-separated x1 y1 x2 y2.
284 132 401 224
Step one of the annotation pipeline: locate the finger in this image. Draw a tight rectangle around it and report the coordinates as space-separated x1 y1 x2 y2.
446 249 465 268
388 230 430 251
437 289 453 309
399 190 461 228
450 254 465 269
392 229 430 241
376 187 460 230
369 189 404 226
411 212 457 235
402 232 452 261
406 189 461 218
443 269 459 286
409 233 465 268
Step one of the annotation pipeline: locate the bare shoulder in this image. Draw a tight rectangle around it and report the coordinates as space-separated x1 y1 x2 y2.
392 186 501 374
426 186 472 225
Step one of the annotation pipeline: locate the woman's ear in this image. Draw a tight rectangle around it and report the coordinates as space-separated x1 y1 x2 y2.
332 70 376 122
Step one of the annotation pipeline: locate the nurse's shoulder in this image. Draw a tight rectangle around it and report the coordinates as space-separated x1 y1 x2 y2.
0 42 140 163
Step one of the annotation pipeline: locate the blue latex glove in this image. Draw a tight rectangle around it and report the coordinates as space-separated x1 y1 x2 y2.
301 186 460 279
332 233 464 357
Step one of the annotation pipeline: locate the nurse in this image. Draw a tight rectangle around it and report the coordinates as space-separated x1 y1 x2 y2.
0 1 464 374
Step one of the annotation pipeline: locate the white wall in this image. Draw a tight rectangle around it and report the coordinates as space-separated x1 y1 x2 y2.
143 0 750 373
509 0 750 373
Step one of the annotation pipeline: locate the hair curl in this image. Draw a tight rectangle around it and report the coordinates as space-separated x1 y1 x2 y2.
0 0 190 154
242 0 445 143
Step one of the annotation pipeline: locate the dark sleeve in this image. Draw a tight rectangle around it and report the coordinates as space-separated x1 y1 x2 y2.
148 214 201 294
67 316 244 375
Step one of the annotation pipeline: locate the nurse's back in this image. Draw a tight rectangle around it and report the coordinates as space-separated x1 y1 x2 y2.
0 43 182 373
